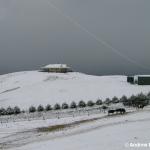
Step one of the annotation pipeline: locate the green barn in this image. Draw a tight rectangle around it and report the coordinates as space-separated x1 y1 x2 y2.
127 75 150 85
137 76 150 85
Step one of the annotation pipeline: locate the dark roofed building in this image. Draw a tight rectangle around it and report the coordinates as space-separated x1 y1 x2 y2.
41 64 72 73
127 75 150 85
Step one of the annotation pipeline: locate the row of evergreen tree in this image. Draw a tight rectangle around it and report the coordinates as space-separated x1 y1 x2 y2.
0 92 150 116
28 99 103 113
0 106 21 116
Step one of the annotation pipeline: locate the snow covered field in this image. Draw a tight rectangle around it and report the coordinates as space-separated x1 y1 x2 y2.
0 71 150 109
0 107 150 150
18 110 150 150
1 71 150 150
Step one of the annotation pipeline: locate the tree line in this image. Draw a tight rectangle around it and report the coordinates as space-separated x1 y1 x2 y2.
0 92 150 116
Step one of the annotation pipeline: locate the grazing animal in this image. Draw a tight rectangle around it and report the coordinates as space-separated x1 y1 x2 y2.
108 108 126 115
115 108 126 114
136 104 145 109
108 109 115 115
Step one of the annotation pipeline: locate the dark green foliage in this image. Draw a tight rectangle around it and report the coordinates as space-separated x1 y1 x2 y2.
120 95 128 103
102 105 108 110
29 106 36 113
37 105 44 112
104 98 111 105
14 106 21 114
54 103 61 110
45 104 52 111
70 101 77 109
87 100 94 107
6 106 14 115
96 99 102 105
112 96 119 103
0 108 6 116
123 93 149 108
78 100 86 108
134 93 149 107
147 92 150 98
62 103 69 109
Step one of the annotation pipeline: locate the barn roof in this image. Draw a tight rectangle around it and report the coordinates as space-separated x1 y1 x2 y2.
42 64 70 69
135 75 150 77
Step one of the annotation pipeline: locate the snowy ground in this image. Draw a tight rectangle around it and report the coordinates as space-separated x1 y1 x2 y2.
1 71 150 150
0 71 150 109
0 107 150 150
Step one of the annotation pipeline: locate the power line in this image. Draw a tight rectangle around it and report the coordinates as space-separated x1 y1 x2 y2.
45 0 150 71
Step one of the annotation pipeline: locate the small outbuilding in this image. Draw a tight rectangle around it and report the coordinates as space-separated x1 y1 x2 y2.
127 75 150 85
137 76 150 85
41 64 72 73
127 76 134 84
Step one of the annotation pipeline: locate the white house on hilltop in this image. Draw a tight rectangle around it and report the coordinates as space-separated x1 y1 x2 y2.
41 64 73 73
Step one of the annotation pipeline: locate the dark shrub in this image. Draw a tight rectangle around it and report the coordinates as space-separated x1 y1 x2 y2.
126 95 137 106
14 106 21 114
37 105 44 112
104 98 111 105
120 95 128 103
102 105 108 110
87 100 94 107
124 93 149 108
62 103 69 109
45 104 52 111
96 99 102 105
112 96 119 103
29 106 36 113
0 108 6 116
147 92 150 97
134 93 149 107
78 100 86 108
54 103 61 110
6 106 14 115
70 101 77 109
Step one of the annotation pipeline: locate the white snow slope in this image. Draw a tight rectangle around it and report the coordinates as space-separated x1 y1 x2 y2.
0 71 150 109
1 108 150 150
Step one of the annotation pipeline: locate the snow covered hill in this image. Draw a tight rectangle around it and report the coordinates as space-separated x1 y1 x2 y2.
0 71 150 109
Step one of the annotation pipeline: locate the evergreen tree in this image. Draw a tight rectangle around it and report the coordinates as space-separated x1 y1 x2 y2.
37 105 44 112
62 103 69 109
70 101 77 109
104 98 111 105
29 106 36 113
96 99 102 105
78 100 86 108
6 106 14 115
87 100 94 107
120 95 128 103
112 96 119 103
14 106 21 114
54 103 61 110
45 104 52 111
0 108 6 116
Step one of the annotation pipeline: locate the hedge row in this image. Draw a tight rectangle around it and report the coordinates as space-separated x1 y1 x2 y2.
0 92 150 115
28 99 103 113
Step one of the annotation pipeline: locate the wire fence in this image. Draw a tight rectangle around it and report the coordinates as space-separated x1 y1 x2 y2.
0 105 135 125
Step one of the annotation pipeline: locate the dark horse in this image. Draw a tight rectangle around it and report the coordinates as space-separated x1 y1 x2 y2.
115 108 126 114
108 109 116 115
108 108 126 115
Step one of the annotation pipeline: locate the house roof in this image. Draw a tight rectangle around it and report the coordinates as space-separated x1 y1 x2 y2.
134 75 150 77
42 64 70 69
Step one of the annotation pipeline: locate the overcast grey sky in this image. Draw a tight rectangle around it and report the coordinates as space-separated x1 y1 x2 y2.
0 0 149 75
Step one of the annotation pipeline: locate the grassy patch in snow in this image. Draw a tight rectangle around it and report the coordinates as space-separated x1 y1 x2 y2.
38 116 106 133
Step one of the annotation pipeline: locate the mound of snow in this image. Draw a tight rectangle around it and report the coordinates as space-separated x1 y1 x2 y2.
0 71 150 109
